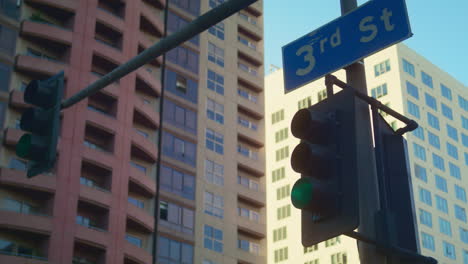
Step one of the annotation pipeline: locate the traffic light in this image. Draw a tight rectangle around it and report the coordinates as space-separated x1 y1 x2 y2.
16 72 64 178
290 89 359 246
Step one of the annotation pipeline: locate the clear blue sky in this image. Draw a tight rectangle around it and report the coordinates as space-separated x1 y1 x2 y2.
264 0 468 86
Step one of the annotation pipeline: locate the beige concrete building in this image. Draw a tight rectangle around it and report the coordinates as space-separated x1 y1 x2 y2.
265 43 467 264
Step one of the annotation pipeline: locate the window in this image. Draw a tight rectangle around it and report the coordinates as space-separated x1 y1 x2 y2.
205 160 224 186
204 191 223 218
238 11 257 26
276 146 290 161
305 259 319 264
441 104 453 120
402 59 415 77
277 205 291 220
272 109 285 124
165 69 198 103
435 175 448 192
427 113 440 130
167 11 199 45
414 164 427 182
272 167 286 182
432 153 445 171
275 128 289 143
160 165 195 200
128 197 144 209
428 132 440 149
436 195 448 214
449 163 461 179
317 89 327 102
206 98 224 124
447 143 459 160
443 241 456 259
455 185 467 202
406 81 419 99
273 226 287 242
425 93 437 110
238 34 257 50
238 144 258 160
419 188 432 206
412 126 424 140
419 209 432 227
209 0 224 8
203 260 218 264
276 185 291 200
204 225 223 253
298 96 312 109
163 99 197 134
207 69 224 95
421 232 435 251
238 207 259 222
170 0 200 15
238 176 259 191
238 88 258 103
162 132 196 167
8 158 27 171
274 247 288 263
208 42 224 67
331 252 347 264
159 201 194 234
167 46 199 73
371 83 388 99
463 116 468 130
238 116 258 131
0 62 12 92
413 143 426 161
374 59 390 76
447 125 459 141
304 244 318 253
208 22 224 40
238 239 260 255
0 24 16 56
407 100 420 118
126 234 142 247
325 237 341 247
441 84 452 100
158 236 193 264
455 205 467 222
460 228 468 243
421 71 433 88
439 218 452 236
206 128 224 155
463 133 468 147
238 61 258 76
459 96 468 111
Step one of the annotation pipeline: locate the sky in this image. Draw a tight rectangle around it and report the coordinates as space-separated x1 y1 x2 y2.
264 0 468 86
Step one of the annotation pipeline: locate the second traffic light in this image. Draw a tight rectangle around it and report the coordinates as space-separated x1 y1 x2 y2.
16 72 64 178
290 89 359 246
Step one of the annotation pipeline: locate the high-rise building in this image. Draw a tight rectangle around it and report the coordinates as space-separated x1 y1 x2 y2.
0 0 265 263
265 43 467 264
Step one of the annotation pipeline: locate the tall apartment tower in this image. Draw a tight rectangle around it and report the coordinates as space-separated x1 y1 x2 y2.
265 43 467 264
0 0 266 263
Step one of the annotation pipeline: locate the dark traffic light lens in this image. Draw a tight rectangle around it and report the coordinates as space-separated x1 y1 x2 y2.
16 134 32 159
291 178 314 209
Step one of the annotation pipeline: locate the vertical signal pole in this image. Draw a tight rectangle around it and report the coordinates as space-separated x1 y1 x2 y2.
340 0 387 264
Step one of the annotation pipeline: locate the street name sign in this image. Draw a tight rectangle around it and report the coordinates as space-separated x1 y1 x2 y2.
282 0 412 92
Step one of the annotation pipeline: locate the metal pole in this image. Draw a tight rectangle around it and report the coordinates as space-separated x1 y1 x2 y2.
60 0 258 109
340 1 386 264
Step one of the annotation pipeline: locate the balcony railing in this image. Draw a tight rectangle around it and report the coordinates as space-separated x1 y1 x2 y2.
238 12 258 26
80 177 110 193
83 140 109 153
238 176 259 191
0 248 47 261
0 199 49 217
238 145 258 160
76 216 107 232
238 117 258 131
239 63 258 76
238 89 258 103
95 37 120 50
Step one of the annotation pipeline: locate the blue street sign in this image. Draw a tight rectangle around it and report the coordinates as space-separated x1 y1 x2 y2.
282 0 412 92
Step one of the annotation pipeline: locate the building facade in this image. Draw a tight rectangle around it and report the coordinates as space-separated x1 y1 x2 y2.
265 43 467 264
0 0 265 263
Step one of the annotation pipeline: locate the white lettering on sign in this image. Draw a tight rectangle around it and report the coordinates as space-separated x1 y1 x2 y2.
294 8 396 76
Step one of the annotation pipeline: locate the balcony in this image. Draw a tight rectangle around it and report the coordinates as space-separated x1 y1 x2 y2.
238 120 264 148
0 168 56 193
9 90 29 110
237 14 262 41
246 0 263 17
136 67 162 97
124 240 152 264
25 0 77 14
140 3 164 38
96 7 125 33
15 54 68 79
131 130 158 162
75 224 109 249
134 98 160 129
0 228 49 263
237 36 263 68
127 203 154 233
21 19 72 46
79 183 112 208
86 106 117 133
88 73 119 98
237 247 264 264
238 217 265 239
237 184 265 208
0 209 52 234
129 165 156 195
237 70 263 94
138 33 163 66
237 146 265 177
237 98 263 121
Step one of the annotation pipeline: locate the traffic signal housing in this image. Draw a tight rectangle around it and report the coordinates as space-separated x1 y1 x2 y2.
16 72 64 178
290 89 359 246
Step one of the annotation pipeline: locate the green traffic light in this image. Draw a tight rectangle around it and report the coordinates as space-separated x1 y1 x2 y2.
16 134 32 159
291 178 314 209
